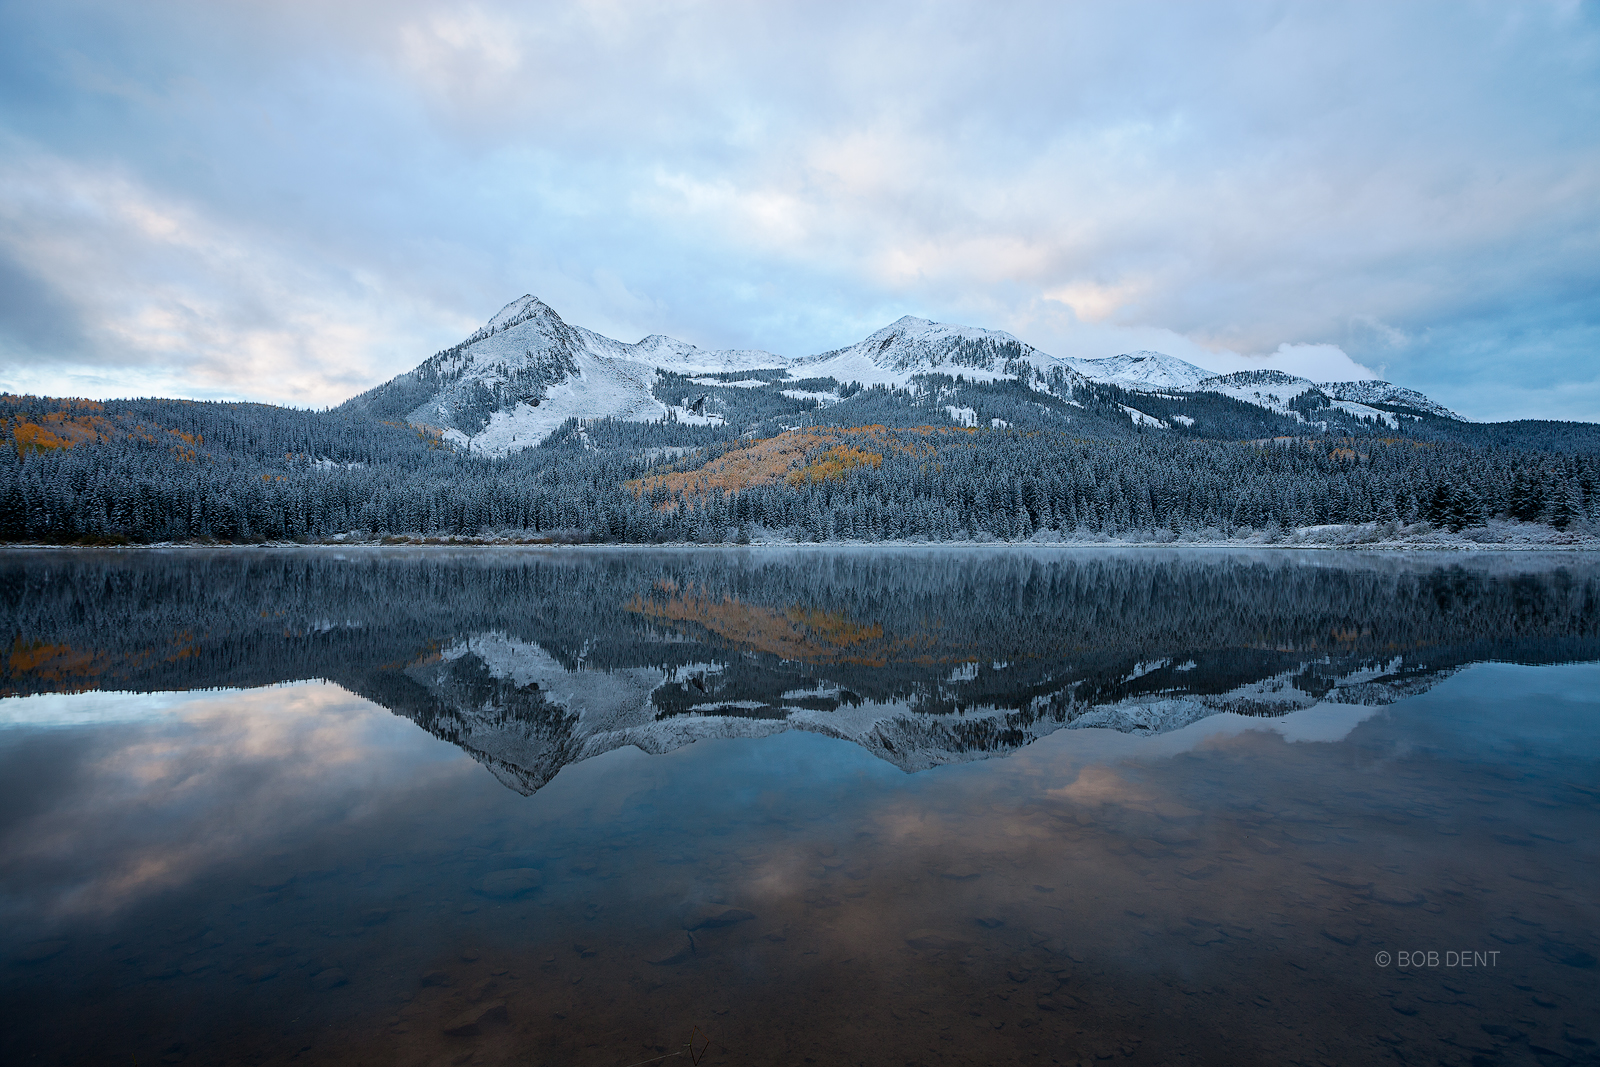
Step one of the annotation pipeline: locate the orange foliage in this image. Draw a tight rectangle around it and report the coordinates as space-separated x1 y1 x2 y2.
4 403 209 460
628 429 840 503
12 423 69 453
7 412 113 456
782 605 883 649
627 424 973 506
398 422 448 449
6 638 111 687
785 444 882 486
627 588 887 665
164 629 199 663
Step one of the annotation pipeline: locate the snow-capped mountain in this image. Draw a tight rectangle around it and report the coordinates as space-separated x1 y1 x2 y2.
1046 353 1466 425
1321 380 1465 421
1172 369 1461 429
791 315 1084 390
342 294 1467 455
1062 350 1214 391
341 295 785 456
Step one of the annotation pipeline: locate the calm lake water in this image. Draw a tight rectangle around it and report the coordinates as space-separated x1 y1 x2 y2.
1 547 1597 1067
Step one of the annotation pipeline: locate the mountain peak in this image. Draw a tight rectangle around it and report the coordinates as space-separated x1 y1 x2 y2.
1063 350 1214 390
631 333 699 355
858 315 1029 351
463 295 565 346
792 314 1061 384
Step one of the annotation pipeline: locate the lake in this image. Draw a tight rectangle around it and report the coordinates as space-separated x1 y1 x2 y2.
1 547 1597 1066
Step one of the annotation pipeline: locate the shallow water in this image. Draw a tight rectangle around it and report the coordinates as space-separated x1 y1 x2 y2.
1 547 1597 1066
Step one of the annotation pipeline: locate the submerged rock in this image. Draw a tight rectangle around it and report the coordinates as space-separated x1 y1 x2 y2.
645 934 694 966
442 1000 506 1036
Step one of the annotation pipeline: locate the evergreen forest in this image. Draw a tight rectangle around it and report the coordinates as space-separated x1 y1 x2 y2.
3 375 1598 545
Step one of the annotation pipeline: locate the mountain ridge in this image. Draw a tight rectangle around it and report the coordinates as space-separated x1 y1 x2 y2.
341 294 1470 455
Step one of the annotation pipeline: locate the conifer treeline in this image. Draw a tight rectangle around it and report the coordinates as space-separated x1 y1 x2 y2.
2 391 1595 543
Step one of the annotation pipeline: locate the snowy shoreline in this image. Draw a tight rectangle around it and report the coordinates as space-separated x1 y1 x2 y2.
5 520 1598 553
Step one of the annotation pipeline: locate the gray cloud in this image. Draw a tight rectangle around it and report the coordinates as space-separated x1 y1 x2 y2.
0 0 1595 419
0 242 89 359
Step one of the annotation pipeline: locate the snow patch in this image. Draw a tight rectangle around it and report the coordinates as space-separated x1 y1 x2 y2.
667 405 726 426
780 389 841 404
947 662 979 683
1123 659 1170 683
944 405 977 427
1330 400 1399 429
1120 405 1168 429
689 377 770 388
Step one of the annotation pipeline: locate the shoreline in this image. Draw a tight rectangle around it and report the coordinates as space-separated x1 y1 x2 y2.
4 534 1599 553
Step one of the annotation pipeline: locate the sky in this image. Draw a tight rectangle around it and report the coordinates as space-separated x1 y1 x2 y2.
0 1 1596 422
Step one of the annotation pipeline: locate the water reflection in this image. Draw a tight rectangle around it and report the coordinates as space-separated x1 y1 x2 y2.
0 685 467 924
4 547 1597 793
0 549 1597 1066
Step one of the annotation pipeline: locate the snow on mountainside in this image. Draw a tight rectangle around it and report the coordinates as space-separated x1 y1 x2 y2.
1057 355 1467 425
1188 370 1320 413
573 326 783 374
1175 370 1399 429
340 295 1466 455
792 315 1085 391
1321 380 1466 421
1173 369 1465 427
1063 350 1214 390
341 296 785 455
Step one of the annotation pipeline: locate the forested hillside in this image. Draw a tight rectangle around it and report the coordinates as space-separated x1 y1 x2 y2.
3 387 1597 545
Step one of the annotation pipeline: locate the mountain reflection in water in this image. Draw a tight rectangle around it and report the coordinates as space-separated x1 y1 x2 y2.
2 548 1599 1067
2 547 1597 794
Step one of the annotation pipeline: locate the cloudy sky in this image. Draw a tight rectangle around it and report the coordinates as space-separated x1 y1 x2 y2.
0 1 1595 421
